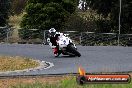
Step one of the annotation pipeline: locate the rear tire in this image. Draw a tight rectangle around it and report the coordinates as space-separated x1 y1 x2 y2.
67 44 81 57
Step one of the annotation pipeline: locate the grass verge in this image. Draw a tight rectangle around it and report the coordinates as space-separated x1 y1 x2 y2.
0 56 39 71
9 76 132 88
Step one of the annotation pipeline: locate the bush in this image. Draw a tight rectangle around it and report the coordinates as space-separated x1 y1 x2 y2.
20 0 77 31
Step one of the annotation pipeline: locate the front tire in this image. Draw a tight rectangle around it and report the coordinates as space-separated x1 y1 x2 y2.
67 44 81 57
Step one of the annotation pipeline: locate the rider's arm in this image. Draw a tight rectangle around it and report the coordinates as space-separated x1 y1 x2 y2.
55 34 60 37
47 38 56 48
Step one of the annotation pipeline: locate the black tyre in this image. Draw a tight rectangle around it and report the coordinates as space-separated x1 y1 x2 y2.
67 44 81 57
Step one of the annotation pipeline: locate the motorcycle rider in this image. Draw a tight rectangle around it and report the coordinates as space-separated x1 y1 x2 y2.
48 28 62 57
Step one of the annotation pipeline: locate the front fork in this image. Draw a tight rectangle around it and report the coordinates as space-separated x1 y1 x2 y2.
70 43 77 50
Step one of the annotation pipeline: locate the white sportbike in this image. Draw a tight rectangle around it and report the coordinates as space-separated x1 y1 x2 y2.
47 33 81 57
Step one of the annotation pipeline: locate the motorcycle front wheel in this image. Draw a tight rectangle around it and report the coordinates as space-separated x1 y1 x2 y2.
67 44 81 57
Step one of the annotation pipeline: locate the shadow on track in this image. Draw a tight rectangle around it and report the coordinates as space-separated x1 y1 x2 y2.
53 55 78 58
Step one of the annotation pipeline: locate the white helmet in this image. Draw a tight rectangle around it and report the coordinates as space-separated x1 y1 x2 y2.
49 28 56 33
49 28 56 37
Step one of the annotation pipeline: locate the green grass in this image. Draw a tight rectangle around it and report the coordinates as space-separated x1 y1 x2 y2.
11 77 132 88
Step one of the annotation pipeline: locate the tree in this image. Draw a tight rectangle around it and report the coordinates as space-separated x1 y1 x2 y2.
11 0 27 15
64 13 97 32
21 0 77 31
20 0 77 39
0 0 11 26
0 0 11 41
86 0 132 33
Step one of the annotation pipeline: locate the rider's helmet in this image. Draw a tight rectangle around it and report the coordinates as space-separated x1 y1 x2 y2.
49 28 56 37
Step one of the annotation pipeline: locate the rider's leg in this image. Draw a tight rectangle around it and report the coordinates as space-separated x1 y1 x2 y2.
53 47 58 56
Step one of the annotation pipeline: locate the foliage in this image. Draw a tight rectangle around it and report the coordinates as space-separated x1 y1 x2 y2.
63 13 97 32
0 0 11 26
20 0 77 30
95 19 112 33
9 13 24 29
18 28 42 40
0 27 8 40
10 0 27 15
86 0 132 33
0 0 11 41
20 0 77 39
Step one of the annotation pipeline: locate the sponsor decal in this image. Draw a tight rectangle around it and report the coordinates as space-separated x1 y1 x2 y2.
76 67 131 85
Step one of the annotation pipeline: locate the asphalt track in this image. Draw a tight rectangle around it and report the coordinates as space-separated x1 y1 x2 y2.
0 44 132 76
